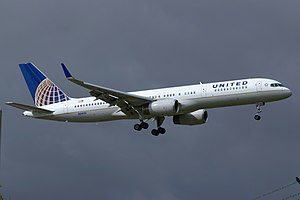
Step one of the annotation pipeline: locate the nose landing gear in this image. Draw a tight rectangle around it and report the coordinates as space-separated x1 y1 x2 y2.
254 114 261 120
254 102 265 121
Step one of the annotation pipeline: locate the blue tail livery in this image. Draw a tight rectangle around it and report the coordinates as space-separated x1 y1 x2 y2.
19 63 70 107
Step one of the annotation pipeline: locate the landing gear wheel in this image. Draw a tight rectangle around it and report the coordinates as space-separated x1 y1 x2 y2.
157 127 166 134
141 122 149 129
134 121 149 131
151 129 159 136
134 124 142 131
254 115 261 121
254 103 264 121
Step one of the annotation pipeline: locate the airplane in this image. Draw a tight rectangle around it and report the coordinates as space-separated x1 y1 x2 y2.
6 63 292 136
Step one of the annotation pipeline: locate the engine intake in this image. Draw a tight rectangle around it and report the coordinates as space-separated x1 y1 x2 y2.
173 109 208 125
143 99 179 116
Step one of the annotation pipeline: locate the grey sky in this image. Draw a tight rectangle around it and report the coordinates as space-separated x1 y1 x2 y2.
0 0 299 199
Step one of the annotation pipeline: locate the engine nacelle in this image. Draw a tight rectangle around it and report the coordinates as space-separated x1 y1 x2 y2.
173 109 208 125
143 99 179 116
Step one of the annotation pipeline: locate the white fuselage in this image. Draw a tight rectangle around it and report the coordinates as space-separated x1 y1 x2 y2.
24 78 292 122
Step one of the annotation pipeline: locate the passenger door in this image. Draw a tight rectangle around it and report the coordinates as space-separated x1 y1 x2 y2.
201 85 207 98
256 81 262 91
63 102 68 113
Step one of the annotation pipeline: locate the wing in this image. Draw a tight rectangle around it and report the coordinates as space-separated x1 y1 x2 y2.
61 64 153 116
6 102 54 114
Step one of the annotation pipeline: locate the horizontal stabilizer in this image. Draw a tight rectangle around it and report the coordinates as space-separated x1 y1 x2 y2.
5 102 54 114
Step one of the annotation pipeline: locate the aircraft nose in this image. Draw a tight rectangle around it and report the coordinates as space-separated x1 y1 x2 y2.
283 88 292 98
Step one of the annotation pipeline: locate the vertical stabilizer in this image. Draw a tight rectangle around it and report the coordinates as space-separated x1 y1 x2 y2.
19 63 70 107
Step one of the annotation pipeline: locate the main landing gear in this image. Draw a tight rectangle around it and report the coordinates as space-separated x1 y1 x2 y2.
134 121 149 131
133 117 166 136
151 127 166 136
151 117 166 136
254 102 265 121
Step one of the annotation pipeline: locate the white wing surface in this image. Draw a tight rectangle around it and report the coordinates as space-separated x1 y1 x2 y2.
61 64 154 116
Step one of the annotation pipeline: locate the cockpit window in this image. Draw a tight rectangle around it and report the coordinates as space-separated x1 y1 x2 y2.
270 83 284 87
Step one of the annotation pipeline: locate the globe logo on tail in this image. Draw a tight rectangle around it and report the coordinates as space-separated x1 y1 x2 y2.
35 78 69 107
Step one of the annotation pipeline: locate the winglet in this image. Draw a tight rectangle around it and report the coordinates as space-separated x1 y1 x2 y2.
61 63 73 79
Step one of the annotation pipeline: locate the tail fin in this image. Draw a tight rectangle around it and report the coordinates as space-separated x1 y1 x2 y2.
19 63 70 107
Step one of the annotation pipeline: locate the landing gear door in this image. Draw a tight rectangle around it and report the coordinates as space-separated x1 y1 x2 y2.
256 81 262 91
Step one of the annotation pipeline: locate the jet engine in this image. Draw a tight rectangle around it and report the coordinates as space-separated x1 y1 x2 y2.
143 99 179 116
173 109 208 125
